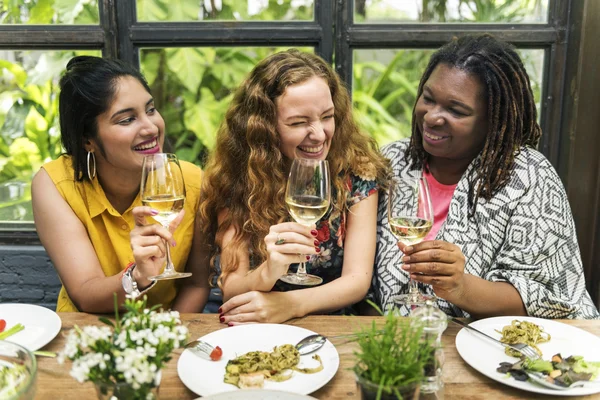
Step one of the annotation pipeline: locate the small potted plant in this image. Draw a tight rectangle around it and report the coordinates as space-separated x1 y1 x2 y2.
58 295 189 400
353 304 433 400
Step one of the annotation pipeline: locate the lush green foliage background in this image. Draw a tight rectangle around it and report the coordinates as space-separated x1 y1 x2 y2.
0 0 544 222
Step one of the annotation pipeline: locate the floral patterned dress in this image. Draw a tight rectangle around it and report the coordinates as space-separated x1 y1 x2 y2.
274 174 379 307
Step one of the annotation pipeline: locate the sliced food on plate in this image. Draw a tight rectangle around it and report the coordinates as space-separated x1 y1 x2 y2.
224 344 323 389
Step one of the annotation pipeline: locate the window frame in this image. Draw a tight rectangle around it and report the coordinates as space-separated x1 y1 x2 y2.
0 0 581 242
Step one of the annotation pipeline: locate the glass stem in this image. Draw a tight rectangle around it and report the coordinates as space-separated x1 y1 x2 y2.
163 224 175 274
408 278 420 294
296 262 307 276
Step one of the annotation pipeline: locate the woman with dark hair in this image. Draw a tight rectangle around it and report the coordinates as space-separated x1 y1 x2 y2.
373 34 599 319
200 49 389 324
32 56 209 313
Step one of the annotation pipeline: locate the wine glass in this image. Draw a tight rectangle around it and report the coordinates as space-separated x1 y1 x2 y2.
140 153 192 281
388 176 435 305
279 158 331 286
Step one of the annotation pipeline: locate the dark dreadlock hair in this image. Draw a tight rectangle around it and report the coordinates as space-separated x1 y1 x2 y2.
406 34 542 216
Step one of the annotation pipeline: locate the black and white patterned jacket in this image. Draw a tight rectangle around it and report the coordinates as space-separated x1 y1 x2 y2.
373 139 600 319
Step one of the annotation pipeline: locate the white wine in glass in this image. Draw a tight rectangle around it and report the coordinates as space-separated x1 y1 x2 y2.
141 153 192 281
388 177 435 305
280 159 331 286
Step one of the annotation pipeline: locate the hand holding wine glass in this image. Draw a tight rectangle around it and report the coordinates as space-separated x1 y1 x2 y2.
140 153 191 281
279 159 331 286
388 176 435 305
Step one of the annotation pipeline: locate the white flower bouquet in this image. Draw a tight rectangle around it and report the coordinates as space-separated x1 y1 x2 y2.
58 296 189 400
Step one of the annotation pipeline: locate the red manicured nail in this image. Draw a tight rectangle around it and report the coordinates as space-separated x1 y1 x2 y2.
218 307 222 313
314 239 320 246
315 247 321 253
219 316 225 323
306 255 311 260
311 230 318 237
228 323 234 327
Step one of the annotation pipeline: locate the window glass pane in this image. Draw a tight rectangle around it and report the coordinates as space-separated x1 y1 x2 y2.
0 50 101 227
136 0 314 22
353 48 544 146
355 0 548 23
0 0 99 24
139 46 313 165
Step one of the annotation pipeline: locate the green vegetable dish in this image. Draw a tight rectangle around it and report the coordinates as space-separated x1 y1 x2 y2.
498 353 600 387
224 344 323 389
0 363 28 398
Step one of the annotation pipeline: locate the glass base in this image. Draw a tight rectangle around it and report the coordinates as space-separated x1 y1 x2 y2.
149 270 192 281
391 292 437 306
279 273 323 286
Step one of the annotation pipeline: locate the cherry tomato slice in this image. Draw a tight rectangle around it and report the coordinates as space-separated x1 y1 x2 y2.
0 319 6 333
209 345 223 361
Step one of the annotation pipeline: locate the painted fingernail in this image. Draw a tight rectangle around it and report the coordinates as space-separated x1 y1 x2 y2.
171 240 177 247
219 316 225 323
311 230 318 237
218 307 222 314
306 255 311 260
313 239 320 246
150 209 159 215
228 322 234 327
315 247 321 253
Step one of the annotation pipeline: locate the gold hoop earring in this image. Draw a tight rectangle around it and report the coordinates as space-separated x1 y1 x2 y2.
87 151 96 180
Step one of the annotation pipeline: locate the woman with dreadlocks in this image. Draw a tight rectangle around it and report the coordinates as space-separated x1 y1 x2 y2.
372 34 599 319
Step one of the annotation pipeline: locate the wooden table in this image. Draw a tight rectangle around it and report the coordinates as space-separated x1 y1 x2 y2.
35 314 600 399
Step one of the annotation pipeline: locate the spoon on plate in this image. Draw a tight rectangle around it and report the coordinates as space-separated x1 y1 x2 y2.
295 331 383 355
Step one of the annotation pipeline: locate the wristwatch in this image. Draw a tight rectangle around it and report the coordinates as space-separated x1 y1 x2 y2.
122 263 141 298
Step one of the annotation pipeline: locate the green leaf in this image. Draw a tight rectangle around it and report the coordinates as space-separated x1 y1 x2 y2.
98 317 115 327
166 0 200 21
28 0 55 23
166 48 213 93
24 106 50 160
137 0 168 22
0 60 27 88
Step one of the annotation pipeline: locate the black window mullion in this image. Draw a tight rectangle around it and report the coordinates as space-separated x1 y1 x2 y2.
115 0 138 66
0 25 104 49
315 0 334 63
334 0 353 91
99 0 118 59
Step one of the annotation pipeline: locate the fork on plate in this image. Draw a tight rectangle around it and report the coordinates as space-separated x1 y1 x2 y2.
451 318 540 360
525 371 600 390
183 339 215 360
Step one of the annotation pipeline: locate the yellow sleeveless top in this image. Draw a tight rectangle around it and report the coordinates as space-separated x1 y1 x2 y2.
42 156 202 312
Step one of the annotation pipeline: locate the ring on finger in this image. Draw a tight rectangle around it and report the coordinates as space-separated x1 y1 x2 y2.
275 233 285 245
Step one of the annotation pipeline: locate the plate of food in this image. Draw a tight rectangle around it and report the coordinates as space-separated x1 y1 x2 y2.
455 316 600 396
196 389 318 399
178 324 339 397
0 303 62 351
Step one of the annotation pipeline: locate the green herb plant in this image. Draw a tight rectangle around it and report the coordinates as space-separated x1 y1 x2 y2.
353 303 433 400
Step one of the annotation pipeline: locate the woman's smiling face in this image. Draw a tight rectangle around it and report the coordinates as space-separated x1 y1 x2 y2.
415 63 489 164
276 76 335 161
87 76 165 173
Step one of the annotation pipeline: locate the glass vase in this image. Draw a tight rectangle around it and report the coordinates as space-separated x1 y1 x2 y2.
94 381 159 400
94 372 161 400
355 374 420 400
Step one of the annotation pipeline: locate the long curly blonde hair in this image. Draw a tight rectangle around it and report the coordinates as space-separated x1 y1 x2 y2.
199 49 389 287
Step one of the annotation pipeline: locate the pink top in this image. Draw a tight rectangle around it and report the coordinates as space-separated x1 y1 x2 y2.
423 168 457 241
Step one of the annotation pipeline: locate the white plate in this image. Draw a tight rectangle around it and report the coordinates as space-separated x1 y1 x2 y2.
197 389 318 399
0 303 62 351
178 324 339 397
455 316 600 396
